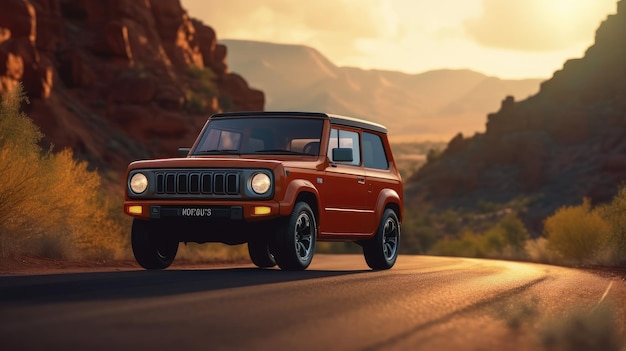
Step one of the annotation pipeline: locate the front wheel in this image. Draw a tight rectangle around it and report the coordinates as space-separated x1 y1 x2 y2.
271 202 317 271
248 238 276 268
131 219 178 270
363 209 400 270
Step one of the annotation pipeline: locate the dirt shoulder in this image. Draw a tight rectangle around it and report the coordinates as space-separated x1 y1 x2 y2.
0 256 251 275
584 265 626 281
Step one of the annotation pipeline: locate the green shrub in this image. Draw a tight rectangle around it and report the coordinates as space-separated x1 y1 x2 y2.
184 66 219 114
481 226 507 256
400 205 439 253
429 213 530 259
524 238 561 264
599 186 626 264
184 90 210 114
544 198 611 263
430 230 484 258
495 213 530 255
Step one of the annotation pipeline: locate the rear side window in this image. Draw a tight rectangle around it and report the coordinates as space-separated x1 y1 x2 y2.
327 128 360 166
362 132 388 170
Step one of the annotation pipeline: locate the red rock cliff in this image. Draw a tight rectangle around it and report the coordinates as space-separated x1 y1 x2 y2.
0 0 264 174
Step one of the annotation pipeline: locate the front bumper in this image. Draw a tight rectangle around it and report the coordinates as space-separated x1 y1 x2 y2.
124 200 281 221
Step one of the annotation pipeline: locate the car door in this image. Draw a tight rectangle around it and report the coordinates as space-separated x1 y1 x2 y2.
319 128 371 236
362 131 397 232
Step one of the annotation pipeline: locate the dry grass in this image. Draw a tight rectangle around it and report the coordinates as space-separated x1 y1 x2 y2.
540 305 624 351
0 85 125 259
177 243 250 263
494 294 625 351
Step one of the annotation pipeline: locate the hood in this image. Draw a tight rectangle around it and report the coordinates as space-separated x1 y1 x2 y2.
127 156 327 172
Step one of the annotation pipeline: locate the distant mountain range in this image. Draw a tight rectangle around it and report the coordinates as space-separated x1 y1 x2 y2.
221 39 544 141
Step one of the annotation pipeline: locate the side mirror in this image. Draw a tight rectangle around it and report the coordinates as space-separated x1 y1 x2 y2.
332 148 353 162
178 148 191 157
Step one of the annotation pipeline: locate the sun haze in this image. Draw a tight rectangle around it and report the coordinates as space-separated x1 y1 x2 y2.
465 0 617 51
181 0 617 79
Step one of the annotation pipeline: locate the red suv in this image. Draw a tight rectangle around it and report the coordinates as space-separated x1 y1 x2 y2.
124 112 403 270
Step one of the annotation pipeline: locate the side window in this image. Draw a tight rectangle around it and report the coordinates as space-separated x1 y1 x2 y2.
362 132 389 170
327 128 360 166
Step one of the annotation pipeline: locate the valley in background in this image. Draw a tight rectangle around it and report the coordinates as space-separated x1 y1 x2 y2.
221 39 543 142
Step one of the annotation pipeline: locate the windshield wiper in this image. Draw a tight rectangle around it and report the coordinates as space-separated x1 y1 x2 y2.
196 149 240 155
254 149 308 155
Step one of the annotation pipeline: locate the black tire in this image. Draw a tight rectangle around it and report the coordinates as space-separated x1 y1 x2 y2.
363 209 400 270
131 219 178 270
248 238 276 268
272 202 317 271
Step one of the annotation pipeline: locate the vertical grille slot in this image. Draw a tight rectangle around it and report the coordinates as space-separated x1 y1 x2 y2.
165 173 176 194
177 174 188 193
214 174 225 194
201 173 213 194
189 173 200 194
226 173 239 194
156 174 164 193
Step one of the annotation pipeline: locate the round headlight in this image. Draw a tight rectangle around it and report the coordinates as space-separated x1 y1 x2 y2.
251 173 271 194
130 173 148 194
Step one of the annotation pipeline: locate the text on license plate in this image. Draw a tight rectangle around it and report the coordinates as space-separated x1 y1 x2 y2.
181 208 212 217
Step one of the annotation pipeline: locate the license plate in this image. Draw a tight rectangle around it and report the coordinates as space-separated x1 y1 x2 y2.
181 208 212 217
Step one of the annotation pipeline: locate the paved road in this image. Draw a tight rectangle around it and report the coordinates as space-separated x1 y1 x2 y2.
1 255 625 351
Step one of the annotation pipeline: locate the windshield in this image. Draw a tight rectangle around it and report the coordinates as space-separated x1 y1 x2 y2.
192 117 324 156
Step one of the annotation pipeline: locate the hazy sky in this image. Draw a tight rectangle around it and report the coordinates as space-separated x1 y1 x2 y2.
181 0 617 79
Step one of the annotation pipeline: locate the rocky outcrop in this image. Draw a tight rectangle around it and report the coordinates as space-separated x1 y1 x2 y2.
408 1 626 233
0 0 264 175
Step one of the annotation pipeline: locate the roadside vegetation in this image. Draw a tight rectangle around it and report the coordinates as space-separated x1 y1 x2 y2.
492 294 624 351
0 85 127 259
402 189 626 267
540 305 623 351
184 66 219 115
0 85 248 262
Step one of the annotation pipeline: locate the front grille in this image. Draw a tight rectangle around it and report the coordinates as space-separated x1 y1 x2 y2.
155 170 240 196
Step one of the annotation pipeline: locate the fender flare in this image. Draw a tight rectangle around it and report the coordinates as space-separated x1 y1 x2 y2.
374 188 403 224
279 179 320 217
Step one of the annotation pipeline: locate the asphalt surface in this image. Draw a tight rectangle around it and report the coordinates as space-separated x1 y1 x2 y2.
1 255 625 351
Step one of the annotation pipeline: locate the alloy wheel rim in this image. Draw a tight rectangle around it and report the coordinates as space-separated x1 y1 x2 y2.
294 212 314 262
382 218 399 261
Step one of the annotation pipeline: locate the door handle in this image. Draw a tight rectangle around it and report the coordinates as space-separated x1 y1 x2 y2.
357 177 366 184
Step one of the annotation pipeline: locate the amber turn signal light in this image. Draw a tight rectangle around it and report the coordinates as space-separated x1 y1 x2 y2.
254 206 271 215
127 205 143 215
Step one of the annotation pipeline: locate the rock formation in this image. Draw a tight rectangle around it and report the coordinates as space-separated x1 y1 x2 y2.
0 0 264 176
408 1 626 233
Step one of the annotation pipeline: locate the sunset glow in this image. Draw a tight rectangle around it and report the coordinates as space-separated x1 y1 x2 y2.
181 0 617 79
540 0 602 24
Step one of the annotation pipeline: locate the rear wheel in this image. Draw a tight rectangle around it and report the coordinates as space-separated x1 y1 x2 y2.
272 202 316 271
248 238 276 268
131 219 178 270
363 209 400 270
